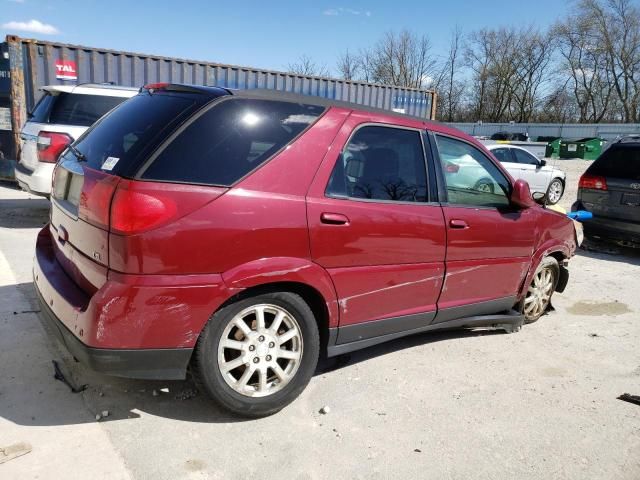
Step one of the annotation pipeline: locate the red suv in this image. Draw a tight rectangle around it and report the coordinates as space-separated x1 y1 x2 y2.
35 84 577 416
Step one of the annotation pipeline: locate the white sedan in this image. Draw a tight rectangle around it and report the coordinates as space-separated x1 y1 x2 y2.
486 144 566 205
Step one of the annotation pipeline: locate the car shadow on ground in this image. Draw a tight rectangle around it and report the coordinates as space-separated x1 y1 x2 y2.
0 281 507 426
577 240 640 266
0 183 50 229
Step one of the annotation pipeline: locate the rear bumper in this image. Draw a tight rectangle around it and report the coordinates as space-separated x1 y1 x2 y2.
34 225 232 379
572 201 640 244
14 161 53 196
36 287 193 380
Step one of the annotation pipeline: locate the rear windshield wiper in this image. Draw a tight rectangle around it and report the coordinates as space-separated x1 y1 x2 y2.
67 144 86 162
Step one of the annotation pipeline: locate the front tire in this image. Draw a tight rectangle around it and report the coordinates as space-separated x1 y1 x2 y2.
546 178 564 205
522 257 559 324
192 292 320 417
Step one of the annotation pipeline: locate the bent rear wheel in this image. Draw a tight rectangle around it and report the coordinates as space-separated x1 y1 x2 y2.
192 292 319 417
523 257 559 324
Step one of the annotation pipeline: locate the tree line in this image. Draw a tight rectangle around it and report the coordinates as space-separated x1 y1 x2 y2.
287 0 640 123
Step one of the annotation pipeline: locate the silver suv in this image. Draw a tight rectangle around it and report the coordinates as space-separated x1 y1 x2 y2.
15 83 137 196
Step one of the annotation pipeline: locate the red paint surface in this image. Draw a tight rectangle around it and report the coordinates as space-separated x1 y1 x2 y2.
34 104 577 352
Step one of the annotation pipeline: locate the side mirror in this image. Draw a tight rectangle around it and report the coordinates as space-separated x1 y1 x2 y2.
539 159 547 167
510 179 536 209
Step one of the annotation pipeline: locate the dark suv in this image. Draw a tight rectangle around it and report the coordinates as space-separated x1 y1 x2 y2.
574 137 640 246
35 84 577 416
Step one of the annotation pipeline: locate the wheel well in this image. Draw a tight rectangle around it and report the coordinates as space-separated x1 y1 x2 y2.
548 251 566 264
218 282 331 355
548 251 569 292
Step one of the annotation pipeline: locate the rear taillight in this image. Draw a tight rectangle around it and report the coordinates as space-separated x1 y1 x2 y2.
445 162 460 173
109 181 225 235
579 174 608 191
110 187 178 235
37 131 73 163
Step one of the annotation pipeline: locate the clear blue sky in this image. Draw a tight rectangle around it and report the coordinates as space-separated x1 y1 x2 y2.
2 0 572 75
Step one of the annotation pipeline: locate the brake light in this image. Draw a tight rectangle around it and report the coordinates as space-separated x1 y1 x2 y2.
445 162 460 173
37 131 73 163
143 82 169 90
110 188 178 234
579 174 608 191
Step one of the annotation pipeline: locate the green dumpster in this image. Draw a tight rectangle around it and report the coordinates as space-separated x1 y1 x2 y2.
544 138 561 158
559 138 604 160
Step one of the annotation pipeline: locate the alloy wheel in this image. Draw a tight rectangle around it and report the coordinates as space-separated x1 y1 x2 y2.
217 304 303 398
524 267 555 319
547 180 563 204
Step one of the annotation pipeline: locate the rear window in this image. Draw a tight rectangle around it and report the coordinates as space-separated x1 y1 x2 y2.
140 99 325 186
29 92 129 126
62 93 201 174
588 145 640 181
49 93 128 126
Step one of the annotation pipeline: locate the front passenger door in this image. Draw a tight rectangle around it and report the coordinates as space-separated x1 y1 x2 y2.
512 148 546 193
307 117 446 341
432 135 537 322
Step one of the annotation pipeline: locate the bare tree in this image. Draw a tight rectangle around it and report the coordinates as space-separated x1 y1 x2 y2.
370 30 436 88
510 29 555 122
287 55 329 77
432 26 466 121
336 49 360 81
554 9 615 121
465 27 555 122
336 30 437 89
581 0 640 122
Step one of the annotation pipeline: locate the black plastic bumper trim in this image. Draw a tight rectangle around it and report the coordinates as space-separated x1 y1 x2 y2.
336 311 436 344
327 309 524 357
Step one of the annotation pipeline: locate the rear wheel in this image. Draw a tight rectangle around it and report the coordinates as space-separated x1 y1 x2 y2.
192 292 319 417
474 178 495 193
522 257 559 324
546 178 564 205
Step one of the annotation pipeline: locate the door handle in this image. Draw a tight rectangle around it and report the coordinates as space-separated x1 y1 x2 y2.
449 219 469 229
321 212 349 225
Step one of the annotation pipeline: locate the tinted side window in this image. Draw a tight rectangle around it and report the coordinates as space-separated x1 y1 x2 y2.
49 93 129 127
142 99 324 186
326 126 427 202
513 148 539 165
492 148 514 164
436 135 511 208
588 146 640 180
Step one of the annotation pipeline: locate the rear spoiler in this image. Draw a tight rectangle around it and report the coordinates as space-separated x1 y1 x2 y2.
140 83 233 96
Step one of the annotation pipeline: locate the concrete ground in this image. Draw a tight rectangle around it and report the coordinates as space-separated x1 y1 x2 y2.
0 160 639 479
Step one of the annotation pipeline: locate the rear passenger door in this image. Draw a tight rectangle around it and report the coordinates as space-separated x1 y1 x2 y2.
307 114 446 342
431 134 536 322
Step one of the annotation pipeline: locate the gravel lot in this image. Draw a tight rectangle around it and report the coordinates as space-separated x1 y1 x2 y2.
0 160 638 479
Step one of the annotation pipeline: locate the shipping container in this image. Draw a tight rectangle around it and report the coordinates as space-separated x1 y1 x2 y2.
0 35 437 179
